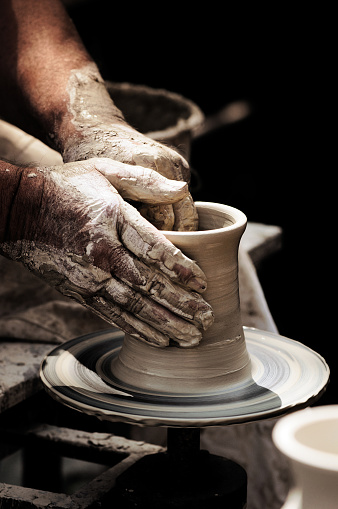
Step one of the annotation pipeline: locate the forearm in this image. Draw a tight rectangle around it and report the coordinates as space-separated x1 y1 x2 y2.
0 1 197 232
0 161 34 246
0 0 124 151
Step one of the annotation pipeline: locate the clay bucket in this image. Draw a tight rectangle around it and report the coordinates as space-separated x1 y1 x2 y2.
112 202 252 394
106 82 204 159
273 406 338 509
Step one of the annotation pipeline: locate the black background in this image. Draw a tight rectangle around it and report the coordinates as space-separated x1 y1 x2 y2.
66 1 334 405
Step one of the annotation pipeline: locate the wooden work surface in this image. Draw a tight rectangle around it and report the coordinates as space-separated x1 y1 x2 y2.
0 222 282 416
0 342 54 414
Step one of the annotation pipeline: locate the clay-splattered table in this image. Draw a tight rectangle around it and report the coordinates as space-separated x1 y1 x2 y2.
0 342 54 414
0 340 163 508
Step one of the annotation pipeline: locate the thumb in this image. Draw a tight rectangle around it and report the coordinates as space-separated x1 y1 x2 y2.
92 158 188 204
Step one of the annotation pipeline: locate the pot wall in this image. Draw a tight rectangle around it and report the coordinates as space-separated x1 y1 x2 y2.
113 202 251 394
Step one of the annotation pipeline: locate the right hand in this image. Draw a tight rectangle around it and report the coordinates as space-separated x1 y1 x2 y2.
0 158 213 347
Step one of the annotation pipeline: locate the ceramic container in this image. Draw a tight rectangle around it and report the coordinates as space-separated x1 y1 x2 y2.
273 405 338 509
106 82 204 159
112 201 251 394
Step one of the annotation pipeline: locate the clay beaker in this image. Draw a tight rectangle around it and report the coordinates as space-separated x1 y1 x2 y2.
112 202 251 394
273 405 338 509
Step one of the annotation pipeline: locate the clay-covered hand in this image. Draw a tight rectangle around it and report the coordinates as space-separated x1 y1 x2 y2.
0 159 213 347
58 65 198 232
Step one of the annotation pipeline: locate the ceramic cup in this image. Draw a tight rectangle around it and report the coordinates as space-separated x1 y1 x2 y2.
273 405 338 509
112 202 251 394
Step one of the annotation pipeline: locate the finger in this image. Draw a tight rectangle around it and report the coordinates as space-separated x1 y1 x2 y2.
132 145 190 183
92 158 188 204
173 194 199 231
139 196 198 232
114 135 197 231
102 277 202 347
138 203 175 230
48 254 171 348
130 148 197 232
104 247 213 331
85 294 170 348
117 200 207 293
129 146 198 231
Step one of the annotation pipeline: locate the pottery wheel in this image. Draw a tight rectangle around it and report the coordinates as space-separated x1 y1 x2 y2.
40 327 329 427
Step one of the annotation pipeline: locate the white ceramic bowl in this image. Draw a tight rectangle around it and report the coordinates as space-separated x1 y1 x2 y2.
273 405 338 509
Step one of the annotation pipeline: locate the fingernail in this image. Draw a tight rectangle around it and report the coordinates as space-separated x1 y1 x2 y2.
170 181 187 191
188 276 207 292
166 181 188 200
200 309 214 330
177 336 201 348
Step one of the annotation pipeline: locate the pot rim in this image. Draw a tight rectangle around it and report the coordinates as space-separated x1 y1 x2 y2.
273 405 338 471
164 201 247 237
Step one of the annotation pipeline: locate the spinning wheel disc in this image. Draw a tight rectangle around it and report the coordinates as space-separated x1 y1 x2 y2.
40 327 329 427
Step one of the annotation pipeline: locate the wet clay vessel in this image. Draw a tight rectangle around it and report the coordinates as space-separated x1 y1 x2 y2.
113 202 251 394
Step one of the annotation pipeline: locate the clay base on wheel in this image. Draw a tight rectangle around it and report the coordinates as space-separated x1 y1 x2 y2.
40 327 330 427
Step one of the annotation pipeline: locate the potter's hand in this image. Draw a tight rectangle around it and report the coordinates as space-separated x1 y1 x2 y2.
65 123 198 232
59 65 198 232
0 159 213 348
